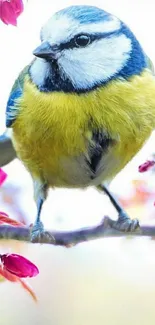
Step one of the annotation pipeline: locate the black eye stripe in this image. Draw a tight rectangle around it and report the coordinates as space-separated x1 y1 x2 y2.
59 34 91 50
58 29 122 51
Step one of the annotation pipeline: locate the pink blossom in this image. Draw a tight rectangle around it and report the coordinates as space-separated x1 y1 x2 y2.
0 266 38 301
0 0 24 26
138 160 155 173
0 254 39 278
0 168 7 185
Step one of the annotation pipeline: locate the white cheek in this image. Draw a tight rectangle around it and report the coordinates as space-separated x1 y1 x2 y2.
59 34 131 89
30 59 50 87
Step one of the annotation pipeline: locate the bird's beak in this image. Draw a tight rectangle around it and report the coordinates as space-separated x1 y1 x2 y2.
33 41 57 60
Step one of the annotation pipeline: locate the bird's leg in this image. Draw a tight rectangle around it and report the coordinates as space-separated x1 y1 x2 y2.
98 184 140 232
30 181 55 243
32 196 44 235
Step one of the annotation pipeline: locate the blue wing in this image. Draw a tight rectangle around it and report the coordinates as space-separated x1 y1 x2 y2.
6 85 22 127
6 65 29 128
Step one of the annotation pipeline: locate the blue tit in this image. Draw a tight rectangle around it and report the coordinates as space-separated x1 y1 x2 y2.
1 5 155 241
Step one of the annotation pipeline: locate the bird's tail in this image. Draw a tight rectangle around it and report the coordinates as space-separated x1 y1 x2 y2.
0 130 16 167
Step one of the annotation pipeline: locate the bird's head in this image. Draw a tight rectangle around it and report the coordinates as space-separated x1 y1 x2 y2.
30 5 146 93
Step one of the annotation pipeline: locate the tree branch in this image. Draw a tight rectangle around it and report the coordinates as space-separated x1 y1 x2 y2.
0 217 155 246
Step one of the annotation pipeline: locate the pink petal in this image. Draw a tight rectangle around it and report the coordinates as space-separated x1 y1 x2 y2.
0 169 7 185
138 160 155 173
0 265 18 282
0 1 17 25
0 0 24 26
0 266 38 301
0 254 39 278
11 0 24 17
0 213 25 226
0 211 8 217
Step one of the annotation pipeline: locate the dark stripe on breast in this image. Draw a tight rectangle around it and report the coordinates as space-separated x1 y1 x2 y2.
87 130 114 176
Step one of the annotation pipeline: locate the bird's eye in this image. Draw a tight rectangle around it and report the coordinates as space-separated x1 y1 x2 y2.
74 34 91 47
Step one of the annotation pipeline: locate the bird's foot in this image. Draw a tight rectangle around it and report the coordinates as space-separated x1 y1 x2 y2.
30 221 55 244
112 211 140 232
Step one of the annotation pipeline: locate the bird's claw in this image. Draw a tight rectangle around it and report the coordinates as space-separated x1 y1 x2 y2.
30 221 55 243
112 211 140 232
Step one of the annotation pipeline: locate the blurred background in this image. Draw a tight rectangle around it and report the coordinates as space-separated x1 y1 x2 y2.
1 0 155 324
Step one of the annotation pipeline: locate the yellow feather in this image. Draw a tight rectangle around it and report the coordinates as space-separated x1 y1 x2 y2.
12 69 155 187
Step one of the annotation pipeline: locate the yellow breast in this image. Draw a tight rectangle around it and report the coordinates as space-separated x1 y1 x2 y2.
12 69 155 186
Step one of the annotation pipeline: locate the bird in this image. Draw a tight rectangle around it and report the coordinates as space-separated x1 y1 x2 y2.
1 4 155 241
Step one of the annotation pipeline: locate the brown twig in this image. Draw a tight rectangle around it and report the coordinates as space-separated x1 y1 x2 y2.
0 217 154 246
